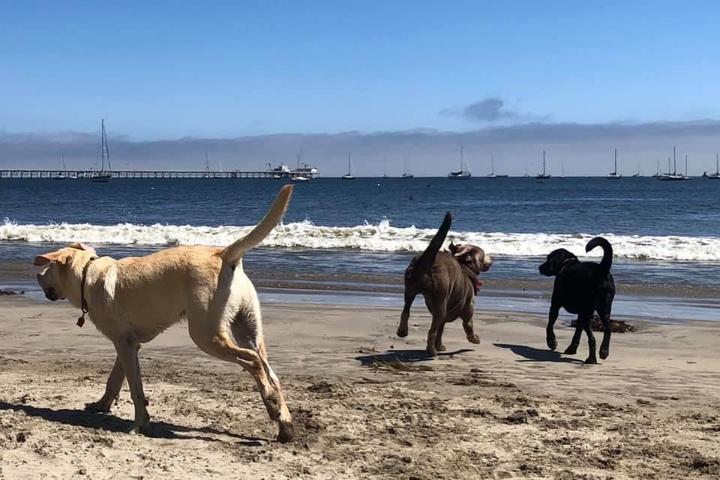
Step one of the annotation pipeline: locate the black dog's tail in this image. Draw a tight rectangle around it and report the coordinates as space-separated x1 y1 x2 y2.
413 212 452 275
585 236 613 277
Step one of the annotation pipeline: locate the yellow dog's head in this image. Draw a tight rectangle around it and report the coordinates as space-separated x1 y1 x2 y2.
33 243 97 301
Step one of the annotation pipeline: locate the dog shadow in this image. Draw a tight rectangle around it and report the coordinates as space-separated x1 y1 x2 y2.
355 348 473 366
0 401 264 446
493 343 585 364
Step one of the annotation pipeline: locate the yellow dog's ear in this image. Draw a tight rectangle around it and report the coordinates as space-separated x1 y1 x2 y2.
69 242 97 256
33 252 60 266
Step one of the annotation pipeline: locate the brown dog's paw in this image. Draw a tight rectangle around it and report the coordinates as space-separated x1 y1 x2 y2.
467 334 481 344
84 400 111 414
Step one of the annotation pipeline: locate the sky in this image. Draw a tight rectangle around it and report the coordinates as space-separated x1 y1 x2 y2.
2 1 720 175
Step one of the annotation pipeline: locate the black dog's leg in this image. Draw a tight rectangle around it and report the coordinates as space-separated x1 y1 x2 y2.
563 316 583 355
397 290 417 337
597 294 614 360
582 314 598 364
461 310 480 345
546 298 561 351
426 303 447 357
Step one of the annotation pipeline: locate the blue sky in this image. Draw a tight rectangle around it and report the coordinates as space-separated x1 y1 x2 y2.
2 0 719 139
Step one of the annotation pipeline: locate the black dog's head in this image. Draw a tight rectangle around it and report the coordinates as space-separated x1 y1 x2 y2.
538 248 577 277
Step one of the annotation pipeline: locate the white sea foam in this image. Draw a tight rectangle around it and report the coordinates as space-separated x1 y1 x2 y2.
2 219 719 261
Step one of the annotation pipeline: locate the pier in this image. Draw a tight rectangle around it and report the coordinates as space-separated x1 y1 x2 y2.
0 169 319 180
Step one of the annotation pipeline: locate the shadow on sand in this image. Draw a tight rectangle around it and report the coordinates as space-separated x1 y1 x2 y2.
0 401 264 445
493 343 585 364
355 348 473 366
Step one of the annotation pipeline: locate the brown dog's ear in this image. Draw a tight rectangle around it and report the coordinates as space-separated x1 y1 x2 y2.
69 242 97 256
449 242 458 253
451 244 473 258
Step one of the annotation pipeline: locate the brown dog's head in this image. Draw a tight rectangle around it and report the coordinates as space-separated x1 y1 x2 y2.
33 243 96 301
449 242 492 274
538 248 577 277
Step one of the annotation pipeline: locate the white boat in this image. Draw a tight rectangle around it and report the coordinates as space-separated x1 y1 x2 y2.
52 152 76 180
658 147 689 181
536 151 551 179
341 153 356 180
487 156 508 178
290 175 310 182
401 157 414 178
448 146 471 179
607 148 622 179
702 153 720 179
90 119 112 183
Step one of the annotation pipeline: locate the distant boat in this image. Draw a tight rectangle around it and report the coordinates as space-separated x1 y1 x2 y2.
52 152 76 180
702 153 720 179
202 152 212 179
341 153 356 180
607 148 622 179
89 119 112 183
487 156 508 178
658 146 689 181
448 146 471 179
401 157 414 178
290 175 310 182
536 151 551 179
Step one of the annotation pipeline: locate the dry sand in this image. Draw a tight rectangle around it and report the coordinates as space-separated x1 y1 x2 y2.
0 296 719 479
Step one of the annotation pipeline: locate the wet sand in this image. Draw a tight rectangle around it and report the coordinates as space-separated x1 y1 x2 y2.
1 296 719 479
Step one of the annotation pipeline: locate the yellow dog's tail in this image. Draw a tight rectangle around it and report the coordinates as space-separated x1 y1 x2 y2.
221 185 293 266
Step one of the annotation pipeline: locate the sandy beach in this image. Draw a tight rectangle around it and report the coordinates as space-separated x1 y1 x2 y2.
0 296 718 479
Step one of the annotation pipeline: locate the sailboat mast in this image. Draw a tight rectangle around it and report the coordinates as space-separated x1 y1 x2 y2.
542 150 546 175
614 148 617 174
460 146 464 171
673 146 677 175
685 154 688 176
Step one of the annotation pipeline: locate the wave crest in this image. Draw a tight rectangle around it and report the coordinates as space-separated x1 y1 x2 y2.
2 219 718 261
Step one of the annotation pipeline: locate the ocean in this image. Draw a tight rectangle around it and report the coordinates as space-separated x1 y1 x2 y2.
2 177 719 322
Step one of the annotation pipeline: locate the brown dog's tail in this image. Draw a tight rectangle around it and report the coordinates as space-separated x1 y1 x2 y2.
221 185 293 266
413 212 452 275
585 236 613 277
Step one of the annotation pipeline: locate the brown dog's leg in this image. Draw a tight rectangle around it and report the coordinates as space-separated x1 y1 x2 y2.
85 355 125 413
113 336 151 434
397 290 417 337
426 304 447 356
434 320 447 352
461 311 480 344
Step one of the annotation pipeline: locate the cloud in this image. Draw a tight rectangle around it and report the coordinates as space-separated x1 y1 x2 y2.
3 120 720 176
441 97 518 122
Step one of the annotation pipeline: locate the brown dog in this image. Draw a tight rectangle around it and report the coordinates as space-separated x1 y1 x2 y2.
397 212 492 355
34 186 295 442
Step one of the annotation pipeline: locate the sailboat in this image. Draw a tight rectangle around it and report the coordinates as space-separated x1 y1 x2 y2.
90 119 112 182
341 153 356 180
658 146 688 181
536 151 551 179
487 156 508 178
448 146 471 179
401 157 414 178
702 153 720 179
52 152 75 180
202 152 212 179
606 148 622 179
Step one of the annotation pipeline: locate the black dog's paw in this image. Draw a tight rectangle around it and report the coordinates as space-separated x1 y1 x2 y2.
584 357 598 365
563 345 578 355
396 326 409 337
599 348 609 360
546 336 558 351
84 401 111 414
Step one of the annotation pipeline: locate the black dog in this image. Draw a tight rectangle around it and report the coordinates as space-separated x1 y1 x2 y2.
397 212 492 356
539 237 615 364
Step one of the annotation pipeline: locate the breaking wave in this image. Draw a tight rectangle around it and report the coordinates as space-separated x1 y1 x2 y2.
2 219 719 261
